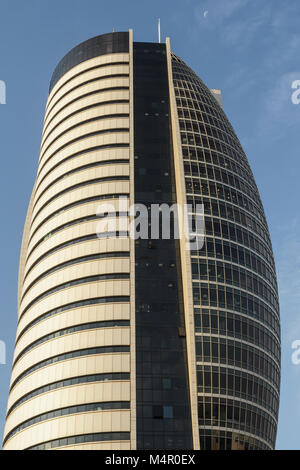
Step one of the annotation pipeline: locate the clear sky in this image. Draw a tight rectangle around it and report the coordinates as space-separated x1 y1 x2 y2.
0 0 299 450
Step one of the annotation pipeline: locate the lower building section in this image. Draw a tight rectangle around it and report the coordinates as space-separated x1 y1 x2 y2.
3 44 133 450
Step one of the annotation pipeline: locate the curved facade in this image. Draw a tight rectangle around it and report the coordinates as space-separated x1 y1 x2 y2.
3 31 280 450
4 33 133 450
170 53 280 450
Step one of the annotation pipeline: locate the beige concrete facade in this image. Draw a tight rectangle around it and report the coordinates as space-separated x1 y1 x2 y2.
3 51 132 450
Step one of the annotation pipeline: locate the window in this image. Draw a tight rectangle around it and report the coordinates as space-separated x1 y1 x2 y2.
163 406 174 419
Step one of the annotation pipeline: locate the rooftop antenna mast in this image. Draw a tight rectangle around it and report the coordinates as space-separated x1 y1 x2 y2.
158 18 161 43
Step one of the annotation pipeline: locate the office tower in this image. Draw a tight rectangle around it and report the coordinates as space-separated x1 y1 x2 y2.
3 31 280 450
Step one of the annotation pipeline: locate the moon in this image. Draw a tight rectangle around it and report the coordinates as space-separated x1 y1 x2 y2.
204 10 208 18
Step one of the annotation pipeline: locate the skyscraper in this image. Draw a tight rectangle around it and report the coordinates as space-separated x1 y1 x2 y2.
3 31 280 450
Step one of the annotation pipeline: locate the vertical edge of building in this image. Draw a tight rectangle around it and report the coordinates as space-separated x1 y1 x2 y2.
166 37 200 450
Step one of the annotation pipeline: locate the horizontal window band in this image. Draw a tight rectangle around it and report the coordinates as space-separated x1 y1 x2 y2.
45 73 129 122
41 85 129 151
197 383 278 419
42 113 129 156
195 332 279 368
35 142 129 195
193 302 279 347
24 232 129 283
29 190 129 244
184 161 255 207
196 350 279 386
187 196 275 276
20 273 130 319
26 212 129 272
198 392 277 422
4 401 130 445
185 176 263 221
38 126 129 172
197 414 275 448
46 61 129 112
97 231 129 238
192 268 278 316
184 156 261 207
191 253 277 306
194 303 279 346
197 362 279 399
181 143 254 193
45 84 129 133
16 296 130 344
22 251 130 302
33 159 129 213
10 344 130 391
26 432 130 450
188 198 275 264
14 320 130 367
197 426 271 450
43 100 130 149
25 194 129 270
197 393 278 424
32 175 130 224
189 216 276 278
6 372 130 417
40 116 128 161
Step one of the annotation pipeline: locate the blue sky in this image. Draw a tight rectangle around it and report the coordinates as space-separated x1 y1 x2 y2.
0 0 299 450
